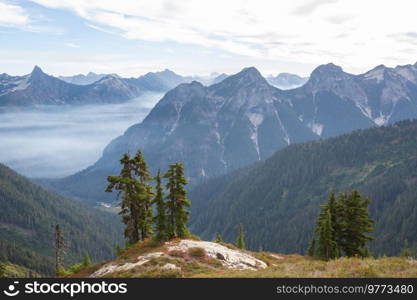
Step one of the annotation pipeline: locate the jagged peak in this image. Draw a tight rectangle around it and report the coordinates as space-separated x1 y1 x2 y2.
28 65 49 82
224 66 267 85
30 65 45 76
362 64 393 82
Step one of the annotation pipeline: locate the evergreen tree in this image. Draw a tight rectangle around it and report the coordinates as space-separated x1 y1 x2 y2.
327 192 342 257
309 190 374 259
339 190 374 257
315 206 339 260
214 233 224 243
164 163 191 238
82 254 91 267
106 151 154 243
54 224 67 276
106 153 138 244
236 224 246 249
153 169 167 240
131 151 154 240
307 238 316 256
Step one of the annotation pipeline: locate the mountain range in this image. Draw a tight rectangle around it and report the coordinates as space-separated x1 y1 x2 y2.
189 119 417 256
58 72 116 85
0 66 144 106
59 69 229 89
0 163 123 275
0 67 232 106
42 61 417 204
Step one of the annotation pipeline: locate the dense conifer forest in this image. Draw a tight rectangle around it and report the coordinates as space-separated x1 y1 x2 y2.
189 120 417 256
0 163 123 275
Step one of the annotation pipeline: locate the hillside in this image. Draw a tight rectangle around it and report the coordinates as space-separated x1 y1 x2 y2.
71 238 417 278
189 119 417 256
0 163 123 275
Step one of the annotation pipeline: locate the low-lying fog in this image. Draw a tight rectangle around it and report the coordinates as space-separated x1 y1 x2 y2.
0 92 163 178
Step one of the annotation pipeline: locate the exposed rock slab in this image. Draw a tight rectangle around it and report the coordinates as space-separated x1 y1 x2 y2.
167 240 267 270
90 252 164 277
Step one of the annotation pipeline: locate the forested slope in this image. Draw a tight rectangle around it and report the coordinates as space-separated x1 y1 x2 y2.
0 163 123 275
189 120 417 256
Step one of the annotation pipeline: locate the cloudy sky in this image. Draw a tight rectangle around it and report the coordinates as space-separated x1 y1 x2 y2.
1 0 417 77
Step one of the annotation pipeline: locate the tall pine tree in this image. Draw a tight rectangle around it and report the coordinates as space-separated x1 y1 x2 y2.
106 151 154 244
164 163 191 238
131 151 154 240
54 224 67 275
315 206 339 260
236 224 246 249
153 169 167 240
106 153 139 244
339 190 374 257
309 190 374 259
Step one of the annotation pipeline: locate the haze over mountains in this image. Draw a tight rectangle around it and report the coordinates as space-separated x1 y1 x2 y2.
0 93 163 178
42 61 417 204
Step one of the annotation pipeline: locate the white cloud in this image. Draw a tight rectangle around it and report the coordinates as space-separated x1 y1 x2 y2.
0 2 30 27
0 1 63 34
17 0 417 73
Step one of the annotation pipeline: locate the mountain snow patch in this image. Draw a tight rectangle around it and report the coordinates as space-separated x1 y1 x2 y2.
247 113 264 160
373 113 390 126
247 113 264 127
308 122 324 136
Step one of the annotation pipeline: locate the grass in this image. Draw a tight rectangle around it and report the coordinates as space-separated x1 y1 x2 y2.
206 255 417 278
1 262 40 278
188 247 206 258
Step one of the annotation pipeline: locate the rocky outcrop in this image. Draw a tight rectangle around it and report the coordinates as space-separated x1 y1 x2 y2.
167 240 267 270
90 252 165 277
89 239 267 277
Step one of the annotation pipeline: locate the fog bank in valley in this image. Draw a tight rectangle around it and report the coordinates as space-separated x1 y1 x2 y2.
0 92 163 178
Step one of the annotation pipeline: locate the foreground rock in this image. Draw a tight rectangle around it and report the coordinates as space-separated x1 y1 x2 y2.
90 252 164 277
167 240 267 270
89 239 267 277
